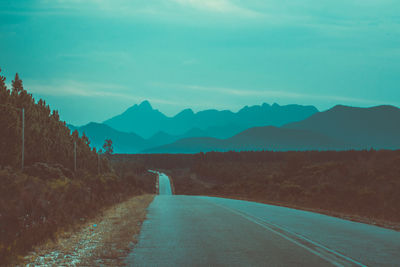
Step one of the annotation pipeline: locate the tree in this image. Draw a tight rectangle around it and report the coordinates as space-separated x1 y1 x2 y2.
0 68 9 104
0 70 101 172
102 139 113 156
11 73 23 96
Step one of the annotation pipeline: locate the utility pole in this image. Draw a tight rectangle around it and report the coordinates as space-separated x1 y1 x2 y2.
74 141 77 172
97 153 100 174
21 108 24 170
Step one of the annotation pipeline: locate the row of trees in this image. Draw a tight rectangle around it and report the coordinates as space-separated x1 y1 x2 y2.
0 68 129 264
0 69 111 173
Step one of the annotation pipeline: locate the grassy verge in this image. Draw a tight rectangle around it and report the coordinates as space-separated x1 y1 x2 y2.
21 194 154 266
0 165 155 265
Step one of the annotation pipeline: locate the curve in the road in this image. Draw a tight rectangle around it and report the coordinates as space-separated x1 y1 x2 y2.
158 172 172 195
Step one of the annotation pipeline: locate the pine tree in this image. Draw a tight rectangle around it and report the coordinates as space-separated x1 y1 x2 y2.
0 68 9 104
0 70 103 172
11 73 23 96
102 139 114 156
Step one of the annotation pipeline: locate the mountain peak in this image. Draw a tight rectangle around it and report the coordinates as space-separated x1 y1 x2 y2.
262 103 270 108
105 102 319 139
175 108 194 118
139 100 152 109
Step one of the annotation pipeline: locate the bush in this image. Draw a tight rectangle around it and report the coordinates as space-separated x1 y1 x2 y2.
0 166 155 264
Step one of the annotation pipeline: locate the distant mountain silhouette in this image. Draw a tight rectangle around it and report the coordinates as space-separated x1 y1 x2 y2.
103 101 319 138
104 101 167 139
143 105 400 153
73 104 400 154
143 137 224 154
146 131 178 148
71 122 147 153
283 105 400 149
143 126 347 153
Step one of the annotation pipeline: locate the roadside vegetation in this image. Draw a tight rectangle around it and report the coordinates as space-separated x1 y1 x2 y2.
0 69 156 264
118 150 400 226
22 194 154 266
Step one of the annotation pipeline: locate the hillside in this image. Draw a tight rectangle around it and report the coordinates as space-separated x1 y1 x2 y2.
143 126 347 153
284 105 400 149
225 126 347 151
143 105 400 153
72 122 147 153
104 101 167 138
143 137 223 154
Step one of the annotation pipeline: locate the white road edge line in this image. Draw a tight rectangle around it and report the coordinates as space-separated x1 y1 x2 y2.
207 201 367 267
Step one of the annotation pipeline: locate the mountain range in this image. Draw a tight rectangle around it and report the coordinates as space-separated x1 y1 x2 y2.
103 101 318 138
69 102 400 153
147 105 400 153
284 105 400 149
71 101 319 152
143 126 348 153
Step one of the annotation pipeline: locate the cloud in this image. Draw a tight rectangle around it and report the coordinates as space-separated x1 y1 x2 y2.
171 0 261 17
33 0 263 20
27 80 128 97
26 79 185 107
155 83 395 107
56 51 134 63
2 0 398 32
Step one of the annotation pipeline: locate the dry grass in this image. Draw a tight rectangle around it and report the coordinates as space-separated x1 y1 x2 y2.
21 194 154 266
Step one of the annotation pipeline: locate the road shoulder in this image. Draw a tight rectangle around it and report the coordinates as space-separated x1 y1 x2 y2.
21 194 154 266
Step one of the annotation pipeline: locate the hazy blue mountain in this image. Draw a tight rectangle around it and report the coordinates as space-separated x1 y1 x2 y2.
66 123 77 132
284 105 400 149
146 131 178 148
72 104 400 153
143 105 400 153
104 100 168 138
143 137 224 154
143 126 347 153
103 101 319 138
71 122 147 153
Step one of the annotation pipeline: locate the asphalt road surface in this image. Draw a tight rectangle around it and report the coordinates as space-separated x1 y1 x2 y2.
127 173 400 266
158 172 172 195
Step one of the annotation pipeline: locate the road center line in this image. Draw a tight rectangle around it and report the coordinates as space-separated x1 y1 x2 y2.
205 200 366 267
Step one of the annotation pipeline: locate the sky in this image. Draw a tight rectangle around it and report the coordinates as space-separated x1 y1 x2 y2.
1 0 399 125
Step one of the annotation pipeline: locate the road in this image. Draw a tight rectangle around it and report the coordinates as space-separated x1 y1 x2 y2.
158 172 172 195
127 173 400 266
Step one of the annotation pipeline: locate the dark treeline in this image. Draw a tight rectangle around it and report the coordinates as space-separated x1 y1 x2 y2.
0 69 155 264
116 150 400 224
0 69 103 171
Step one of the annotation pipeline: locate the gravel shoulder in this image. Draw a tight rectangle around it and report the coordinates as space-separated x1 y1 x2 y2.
20 194 155 266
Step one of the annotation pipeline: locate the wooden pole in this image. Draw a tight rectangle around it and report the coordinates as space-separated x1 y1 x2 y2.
74 141 77 172
21 108 24 170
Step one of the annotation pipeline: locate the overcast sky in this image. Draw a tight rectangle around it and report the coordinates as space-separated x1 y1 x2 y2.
1 0 399 125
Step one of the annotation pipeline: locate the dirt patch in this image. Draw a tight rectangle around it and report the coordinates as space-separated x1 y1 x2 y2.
20 194 154 266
